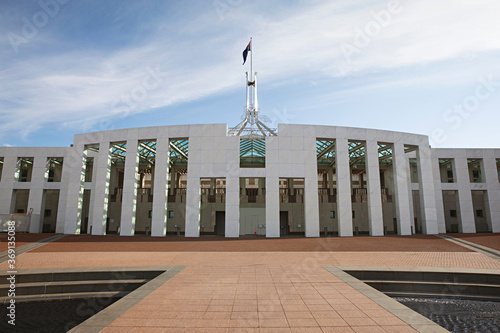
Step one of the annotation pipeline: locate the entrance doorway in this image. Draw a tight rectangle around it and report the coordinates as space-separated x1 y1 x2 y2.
280 211 289 236
215 211 225 236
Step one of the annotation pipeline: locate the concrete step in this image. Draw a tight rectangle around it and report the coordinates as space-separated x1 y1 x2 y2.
0 270 163 284
0 279 147 297
385 291 500 302
345 269 500 300
346 270 500 285
0 291 128 303
0 269 164 303
363 280 500 297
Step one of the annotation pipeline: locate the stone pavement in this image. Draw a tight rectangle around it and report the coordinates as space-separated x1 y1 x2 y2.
3 233 500 332
452 233 500 251
0 234 65 263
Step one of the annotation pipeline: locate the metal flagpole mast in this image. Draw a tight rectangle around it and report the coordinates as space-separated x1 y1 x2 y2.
250 37 253 83
229 37 276 137
249 37 254 132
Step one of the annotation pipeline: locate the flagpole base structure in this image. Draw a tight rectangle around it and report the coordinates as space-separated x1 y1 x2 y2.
229 38 277 138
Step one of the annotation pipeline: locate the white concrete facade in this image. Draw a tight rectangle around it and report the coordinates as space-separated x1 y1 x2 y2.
1 123 499 236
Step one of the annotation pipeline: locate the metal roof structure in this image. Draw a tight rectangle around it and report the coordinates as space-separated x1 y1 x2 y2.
85 139 189 166
240 138 266 165
316 139 415 167
169 139 188 166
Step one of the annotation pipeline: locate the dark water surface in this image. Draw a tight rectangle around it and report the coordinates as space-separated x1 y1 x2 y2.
394 297 500 333
1 297 119 333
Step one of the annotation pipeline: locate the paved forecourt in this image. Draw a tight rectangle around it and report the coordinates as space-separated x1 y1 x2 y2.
3 234 500 332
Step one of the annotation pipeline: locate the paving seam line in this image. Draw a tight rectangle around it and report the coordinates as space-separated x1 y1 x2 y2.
0 234 66 263
69 265 186 333
323 265 450 333
438 235 500 261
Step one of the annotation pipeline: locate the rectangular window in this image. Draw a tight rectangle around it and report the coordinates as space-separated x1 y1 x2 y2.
168 210 174 218
497 159 500 182
450 210 457 218
17 157 34 182
468 159 483 183
148 210 152 218
330 211 335 219
44 210 51 217
46 157 64 182
476 210 483 218
352 211 355 219
439 159 455 183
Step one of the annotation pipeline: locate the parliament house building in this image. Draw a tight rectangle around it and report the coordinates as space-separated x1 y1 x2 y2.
0 122 499 237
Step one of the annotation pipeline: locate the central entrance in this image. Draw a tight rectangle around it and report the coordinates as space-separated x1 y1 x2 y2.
239 177 266 236
280 211 289 236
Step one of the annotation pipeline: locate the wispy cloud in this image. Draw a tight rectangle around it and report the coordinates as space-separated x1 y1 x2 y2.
0 0 499 145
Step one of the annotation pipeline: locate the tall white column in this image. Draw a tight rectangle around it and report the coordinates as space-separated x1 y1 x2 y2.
0 156 17 215
56 154 70 233
266 176 279 237
151 138 169 237
185 176 200 237
225 175 240 237
365 140 384 236
304 173 320 237
405 156 415 233
91 142 111 235
431 156 446 233
63 144 87 234
120 139 139 236
454 157 475 233
417 145 439 234
28 156 46 233
266 136 279 237
304 137 319 237
225 136 240 237
483 156 500 232
336 138 353 236
392 143 412 235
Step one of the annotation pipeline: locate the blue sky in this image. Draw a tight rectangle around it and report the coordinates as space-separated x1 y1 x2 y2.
1 0 499 148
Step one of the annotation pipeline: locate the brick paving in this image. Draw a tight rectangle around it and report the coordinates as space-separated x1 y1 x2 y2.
452 233 500 251
0 233 56 252
30 234 471 253
4 233 500 332
4 251 500 271
100 265 419 333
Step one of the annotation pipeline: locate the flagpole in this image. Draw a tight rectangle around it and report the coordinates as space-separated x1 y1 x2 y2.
249 37 253 127
250 37 253 83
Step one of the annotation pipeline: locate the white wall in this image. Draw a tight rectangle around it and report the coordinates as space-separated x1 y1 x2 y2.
1 125 499 237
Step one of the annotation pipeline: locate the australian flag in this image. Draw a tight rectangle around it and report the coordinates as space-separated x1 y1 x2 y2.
242 40 251 65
